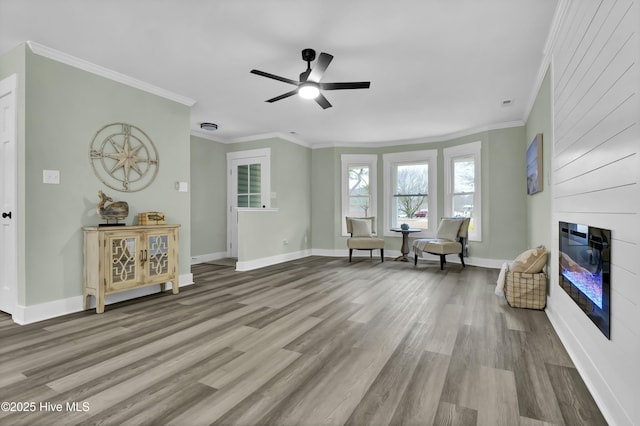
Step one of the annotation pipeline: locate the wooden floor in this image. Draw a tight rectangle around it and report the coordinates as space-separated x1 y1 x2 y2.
0 256 607 425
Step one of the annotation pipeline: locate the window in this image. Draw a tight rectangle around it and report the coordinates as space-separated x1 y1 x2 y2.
444 141 481 241
237 163 262 208
341 155 377 235
228 148 271 209
383 150 437 236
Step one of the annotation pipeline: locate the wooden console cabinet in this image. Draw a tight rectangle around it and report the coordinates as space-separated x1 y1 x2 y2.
83 224 180 313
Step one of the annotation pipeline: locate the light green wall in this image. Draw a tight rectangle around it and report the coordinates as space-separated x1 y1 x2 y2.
310 127 528 260
23 46 191 305
0 44 27 305
190 135 227 256
228 138 312 262
311 147 339 249
189 136 314 264
481 127 528 258
524 67 552 250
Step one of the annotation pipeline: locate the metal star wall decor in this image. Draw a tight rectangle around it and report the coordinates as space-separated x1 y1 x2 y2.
89 123 159 192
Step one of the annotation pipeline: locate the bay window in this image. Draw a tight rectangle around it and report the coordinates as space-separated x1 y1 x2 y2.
383 150 438 236
444 141 481 241
341 154 377 235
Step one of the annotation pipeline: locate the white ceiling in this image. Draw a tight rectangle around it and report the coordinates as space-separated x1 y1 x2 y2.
0 0 558 147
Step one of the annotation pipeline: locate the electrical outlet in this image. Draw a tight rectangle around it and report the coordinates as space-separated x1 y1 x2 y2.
283 239 289 245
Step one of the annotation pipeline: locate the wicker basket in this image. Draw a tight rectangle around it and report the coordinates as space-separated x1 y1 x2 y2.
505 271 547 310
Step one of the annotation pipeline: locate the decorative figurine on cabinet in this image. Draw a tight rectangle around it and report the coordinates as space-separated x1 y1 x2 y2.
97 190 129 226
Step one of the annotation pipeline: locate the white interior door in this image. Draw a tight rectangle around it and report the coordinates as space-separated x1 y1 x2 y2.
227 149 270 259
0 74 18 315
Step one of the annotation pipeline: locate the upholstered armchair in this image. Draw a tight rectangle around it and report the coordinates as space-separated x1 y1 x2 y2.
345 217 385 262
412 217 470 270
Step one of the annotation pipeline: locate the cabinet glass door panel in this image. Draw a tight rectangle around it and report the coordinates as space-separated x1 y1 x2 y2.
110 236 138 286
147 234 170 277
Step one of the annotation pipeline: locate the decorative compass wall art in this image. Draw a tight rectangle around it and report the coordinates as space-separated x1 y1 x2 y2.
89 123 159 192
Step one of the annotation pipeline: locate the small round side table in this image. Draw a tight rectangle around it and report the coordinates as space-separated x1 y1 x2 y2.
390 227 421 261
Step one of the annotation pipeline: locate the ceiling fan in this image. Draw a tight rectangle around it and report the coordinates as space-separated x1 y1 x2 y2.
250 48 371 109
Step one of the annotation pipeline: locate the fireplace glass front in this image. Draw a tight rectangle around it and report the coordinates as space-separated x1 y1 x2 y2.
559 222 611 339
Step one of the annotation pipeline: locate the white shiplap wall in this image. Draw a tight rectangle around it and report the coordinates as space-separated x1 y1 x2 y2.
548 0 639 425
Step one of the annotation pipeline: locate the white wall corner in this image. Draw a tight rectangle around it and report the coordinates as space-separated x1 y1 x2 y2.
522 0 570 123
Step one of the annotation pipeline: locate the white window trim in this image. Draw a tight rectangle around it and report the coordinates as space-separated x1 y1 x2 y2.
444 141 481 241
341 154 378 236
383 150 438 238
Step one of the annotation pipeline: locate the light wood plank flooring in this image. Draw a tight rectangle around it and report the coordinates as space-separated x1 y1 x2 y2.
0 256 607 425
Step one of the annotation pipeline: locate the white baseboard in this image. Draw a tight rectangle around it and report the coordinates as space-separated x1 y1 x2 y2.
190 251 228 265
546 302 630 426
310 248 505 269
11 249 505 325
12 273 194 325
236 250 312 271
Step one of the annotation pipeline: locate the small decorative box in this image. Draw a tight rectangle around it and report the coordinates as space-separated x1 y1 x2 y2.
138 212 167 225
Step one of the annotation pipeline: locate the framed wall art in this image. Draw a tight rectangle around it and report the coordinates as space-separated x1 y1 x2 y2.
526 133 543 195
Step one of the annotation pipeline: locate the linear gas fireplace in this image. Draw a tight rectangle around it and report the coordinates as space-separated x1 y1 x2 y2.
559 222 611 339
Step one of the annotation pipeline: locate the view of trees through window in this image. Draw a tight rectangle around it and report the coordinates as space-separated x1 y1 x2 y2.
348 165 370 216
452 156 474 219
393 163 429 229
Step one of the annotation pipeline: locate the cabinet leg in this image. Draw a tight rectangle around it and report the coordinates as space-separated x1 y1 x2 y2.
172 280 179 294
97 297 105 314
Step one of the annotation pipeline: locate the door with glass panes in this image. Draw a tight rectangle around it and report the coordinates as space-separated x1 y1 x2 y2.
228 156 268 258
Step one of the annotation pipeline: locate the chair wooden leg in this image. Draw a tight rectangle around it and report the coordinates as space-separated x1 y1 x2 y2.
440 255 445 270
414 253 418 266
370 250 372 259
349 249 353 262
459 252 465 267
380 249 384 262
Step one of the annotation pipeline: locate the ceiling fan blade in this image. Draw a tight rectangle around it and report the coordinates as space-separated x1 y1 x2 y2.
320 81 371 90
266 89 298 103
307 52 333 83
250 69 299 86
315 93 332 109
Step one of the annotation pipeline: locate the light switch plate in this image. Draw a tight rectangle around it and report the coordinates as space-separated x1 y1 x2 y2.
43 169 60 184
176 181 188 192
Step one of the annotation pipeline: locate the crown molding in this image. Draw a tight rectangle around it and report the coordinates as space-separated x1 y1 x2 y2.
191 120 525 150
309 120 525 149
27 41 196 107
522 0 570 123
230 132 312 148
189 130 312 148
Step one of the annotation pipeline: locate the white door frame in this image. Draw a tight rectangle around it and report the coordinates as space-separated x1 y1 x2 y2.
0 74 18 316
226 148 271 258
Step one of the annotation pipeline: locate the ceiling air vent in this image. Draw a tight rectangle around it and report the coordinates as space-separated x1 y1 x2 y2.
200 122 218 131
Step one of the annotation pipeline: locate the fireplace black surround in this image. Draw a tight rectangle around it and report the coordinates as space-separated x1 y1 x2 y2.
559 222 611 339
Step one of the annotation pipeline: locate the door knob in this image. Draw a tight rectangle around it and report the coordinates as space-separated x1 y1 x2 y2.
1 212 11 219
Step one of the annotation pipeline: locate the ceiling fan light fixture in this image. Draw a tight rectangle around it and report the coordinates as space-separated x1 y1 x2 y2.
298 83 320 99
